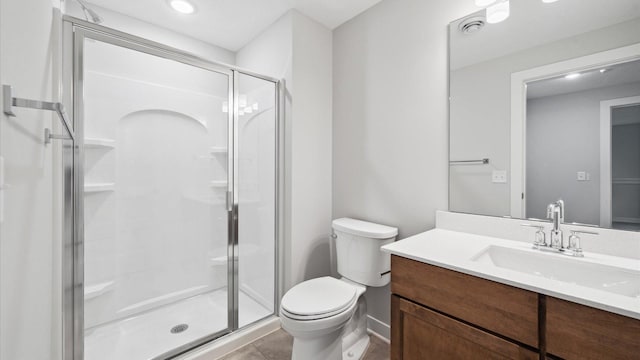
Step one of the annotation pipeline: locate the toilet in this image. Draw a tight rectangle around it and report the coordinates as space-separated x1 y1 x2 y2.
280 218 398 360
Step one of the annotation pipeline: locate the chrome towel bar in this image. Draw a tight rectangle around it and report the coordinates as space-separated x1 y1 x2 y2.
3 84 75 144
449 158 489 165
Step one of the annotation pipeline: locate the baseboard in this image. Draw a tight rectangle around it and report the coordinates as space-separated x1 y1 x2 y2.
367 315 390 343
177 316 281 360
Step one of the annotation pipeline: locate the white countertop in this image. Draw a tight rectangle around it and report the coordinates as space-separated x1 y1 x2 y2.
382 228 640 320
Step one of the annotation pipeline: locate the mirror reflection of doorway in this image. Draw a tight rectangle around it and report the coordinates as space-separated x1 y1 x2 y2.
611 103 640 230
520 57 640 226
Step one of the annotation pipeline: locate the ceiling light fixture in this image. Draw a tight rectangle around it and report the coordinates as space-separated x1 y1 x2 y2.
565 73 581 79
599 69 608 73
542 0 559 3
475 0 497 6
170 0 195 14
486 1 510 24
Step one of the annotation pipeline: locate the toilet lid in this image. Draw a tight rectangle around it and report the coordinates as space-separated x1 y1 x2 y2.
281 277 357 317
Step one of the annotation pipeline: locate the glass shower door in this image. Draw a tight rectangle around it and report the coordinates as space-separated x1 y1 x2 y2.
235 72 277 328
79 34 232 360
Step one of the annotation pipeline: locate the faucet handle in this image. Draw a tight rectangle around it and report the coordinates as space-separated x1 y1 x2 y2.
567 230 597 257
521 224 546 248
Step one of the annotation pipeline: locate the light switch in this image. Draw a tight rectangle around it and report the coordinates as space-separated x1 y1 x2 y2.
577 171 590 181
492 170 507 183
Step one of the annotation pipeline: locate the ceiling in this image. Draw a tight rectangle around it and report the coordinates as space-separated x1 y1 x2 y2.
83 0 382 51
527 59 640 99
451 0 640 70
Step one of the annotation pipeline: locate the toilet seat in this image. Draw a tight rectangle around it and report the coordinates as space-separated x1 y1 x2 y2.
281 277 358 321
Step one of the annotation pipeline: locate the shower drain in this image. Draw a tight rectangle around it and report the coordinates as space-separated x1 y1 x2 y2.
170 324 189 334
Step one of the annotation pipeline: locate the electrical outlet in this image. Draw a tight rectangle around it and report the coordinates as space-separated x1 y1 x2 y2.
492 170 507 183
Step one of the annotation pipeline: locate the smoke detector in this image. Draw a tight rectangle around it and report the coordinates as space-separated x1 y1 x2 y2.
458 16 486 34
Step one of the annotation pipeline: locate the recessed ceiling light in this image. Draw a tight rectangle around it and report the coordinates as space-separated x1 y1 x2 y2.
486 1 510 24
565 73 581 80
599 69 608 73
542 0 559 3
170 0 195 14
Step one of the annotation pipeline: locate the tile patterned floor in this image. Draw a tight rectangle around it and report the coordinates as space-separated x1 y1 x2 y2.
219 329 390 360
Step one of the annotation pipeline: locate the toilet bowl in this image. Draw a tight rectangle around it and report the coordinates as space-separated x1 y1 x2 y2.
280 218 397 360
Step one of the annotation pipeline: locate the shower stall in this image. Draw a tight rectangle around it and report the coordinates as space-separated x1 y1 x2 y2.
62 19 279 360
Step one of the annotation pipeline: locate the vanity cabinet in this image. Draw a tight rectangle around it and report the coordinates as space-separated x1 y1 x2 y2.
390 255 640 360
391 255 539 359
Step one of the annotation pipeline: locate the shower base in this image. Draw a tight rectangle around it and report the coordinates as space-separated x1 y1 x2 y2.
85 289 271 360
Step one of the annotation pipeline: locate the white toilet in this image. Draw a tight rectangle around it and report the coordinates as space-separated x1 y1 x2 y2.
280 218 398 360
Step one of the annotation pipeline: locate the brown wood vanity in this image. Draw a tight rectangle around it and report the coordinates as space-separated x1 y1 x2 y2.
390 255 640 360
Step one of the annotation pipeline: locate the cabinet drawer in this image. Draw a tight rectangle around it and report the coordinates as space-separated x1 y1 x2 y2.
392 295 538 360
391 255 539 347
546 297 640 360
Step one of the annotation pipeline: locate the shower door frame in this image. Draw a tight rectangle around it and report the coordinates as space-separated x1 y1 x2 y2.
62 17 281 360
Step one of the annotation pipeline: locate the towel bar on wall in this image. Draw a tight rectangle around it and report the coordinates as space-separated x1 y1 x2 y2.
3 84 75 144
449 158 490 165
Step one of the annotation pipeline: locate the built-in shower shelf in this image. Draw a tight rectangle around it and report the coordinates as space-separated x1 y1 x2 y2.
85 281 115 301
85 183 116 193
85 138 116 149
210 146 228 154
210 180 228 188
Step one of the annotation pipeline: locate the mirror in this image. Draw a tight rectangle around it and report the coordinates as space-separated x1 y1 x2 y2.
449 0 640 231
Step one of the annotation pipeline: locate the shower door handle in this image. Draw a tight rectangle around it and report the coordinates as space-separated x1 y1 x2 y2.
226 191 233 212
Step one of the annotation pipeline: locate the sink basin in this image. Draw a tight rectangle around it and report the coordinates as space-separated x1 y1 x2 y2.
471 245 640 298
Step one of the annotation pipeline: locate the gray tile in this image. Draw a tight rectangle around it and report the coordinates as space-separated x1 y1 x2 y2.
363 335 390 360
220 330 389 360
219 344 267 360
253 329 294 360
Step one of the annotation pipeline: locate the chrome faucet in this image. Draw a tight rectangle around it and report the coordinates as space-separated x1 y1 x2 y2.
521 200 598 257
546 200 564 248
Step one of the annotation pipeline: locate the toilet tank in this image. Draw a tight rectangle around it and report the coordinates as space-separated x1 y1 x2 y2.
332 218 398 287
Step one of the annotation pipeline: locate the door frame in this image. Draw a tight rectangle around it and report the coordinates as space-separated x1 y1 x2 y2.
599 95 640 227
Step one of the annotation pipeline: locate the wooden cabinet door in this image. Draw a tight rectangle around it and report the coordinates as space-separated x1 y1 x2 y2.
391 295 538 360
546 297 640 360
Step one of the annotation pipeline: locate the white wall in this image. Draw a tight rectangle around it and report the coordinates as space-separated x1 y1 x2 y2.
332 0 477 335
450 18 640 216
289 11 333 287
0 0 62 359
526 82 640 225
236 11 333 293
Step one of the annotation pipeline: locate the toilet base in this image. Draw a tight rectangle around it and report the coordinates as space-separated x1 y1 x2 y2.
342 333 369 360
283 279 370 360
341 294 369 360
291 328 343 360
